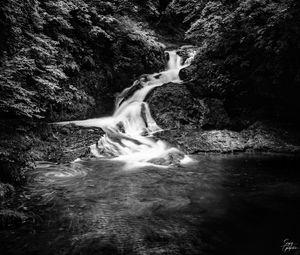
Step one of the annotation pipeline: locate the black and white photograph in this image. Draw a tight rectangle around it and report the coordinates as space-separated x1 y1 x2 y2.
0 0 299 254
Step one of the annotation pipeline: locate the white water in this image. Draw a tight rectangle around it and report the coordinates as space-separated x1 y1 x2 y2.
59 50 195 168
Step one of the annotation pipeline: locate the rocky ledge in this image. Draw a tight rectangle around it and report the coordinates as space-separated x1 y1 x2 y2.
147 83 300 154
0 123 103 187
30 124 104 164
154 124 300 154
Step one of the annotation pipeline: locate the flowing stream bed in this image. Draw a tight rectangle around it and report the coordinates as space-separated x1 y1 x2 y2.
1 153 300 255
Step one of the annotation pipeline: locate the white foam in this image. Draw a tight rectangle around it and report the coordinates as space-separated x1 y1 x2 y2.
57 50 195 168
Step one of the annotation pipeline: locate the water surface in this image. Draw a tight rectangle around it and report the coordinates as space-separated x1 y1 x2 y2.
1 153 300 255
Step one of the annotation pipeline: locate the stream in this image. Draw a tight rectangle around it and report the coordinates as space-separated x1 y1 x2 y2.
1 154 300 255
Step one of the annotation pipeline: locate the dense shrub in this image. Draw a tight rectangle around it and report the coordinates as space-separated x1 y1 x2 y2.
0 0 166 123
170 0 300 111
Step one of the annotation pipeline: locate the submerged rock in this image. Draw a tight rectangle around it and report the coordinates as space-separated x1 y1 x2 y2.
148 149 185 166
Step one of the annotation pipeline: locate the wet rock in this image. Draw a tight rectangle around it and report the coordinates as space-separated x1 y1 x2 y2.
147 83 231 130
148 149 185 166
183 130 248 153
117 79 144 107
176 45 197 63
155 122 300 154
179 65 196 81
147 83 203 129
29 124 104 164
156 130 247 153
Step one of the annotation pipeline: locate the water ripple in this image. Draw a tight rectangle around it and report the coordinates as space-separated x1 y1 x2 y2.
32 162 88 185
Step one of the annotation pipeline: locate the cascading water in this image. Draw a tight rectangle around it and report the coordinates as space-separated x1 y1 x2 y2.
60 50 195 168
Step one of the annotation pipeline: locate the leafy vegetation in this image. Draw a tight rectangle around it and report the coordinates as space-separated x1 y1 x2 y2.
170 0 300 122
0 0 165 123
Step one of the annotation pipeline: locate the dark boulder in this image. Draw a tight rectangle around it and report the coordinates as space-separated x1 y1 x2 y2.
179 65 195 82
147 83 203 129
146 83 231 130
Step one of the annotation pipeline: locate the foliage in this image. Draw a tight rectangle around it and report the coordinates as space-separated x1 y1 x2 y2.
166 0 207 23
0 0 166 122
179 0 300 105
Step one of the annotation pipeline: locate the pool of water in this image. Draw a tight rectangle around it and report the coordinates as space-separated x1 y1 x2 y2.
1 153 300 255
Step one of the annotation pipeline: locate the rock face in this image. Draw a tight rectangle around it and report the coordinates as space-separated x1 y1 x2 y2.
179 65 196 82
29 124 104 164
147 83 299 154
147 83 231 130
147 83 202 129
155 122 300 154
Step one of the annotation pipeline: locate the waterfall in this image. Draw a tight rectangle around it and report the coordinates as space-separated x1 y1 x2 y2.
60 50 195 168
